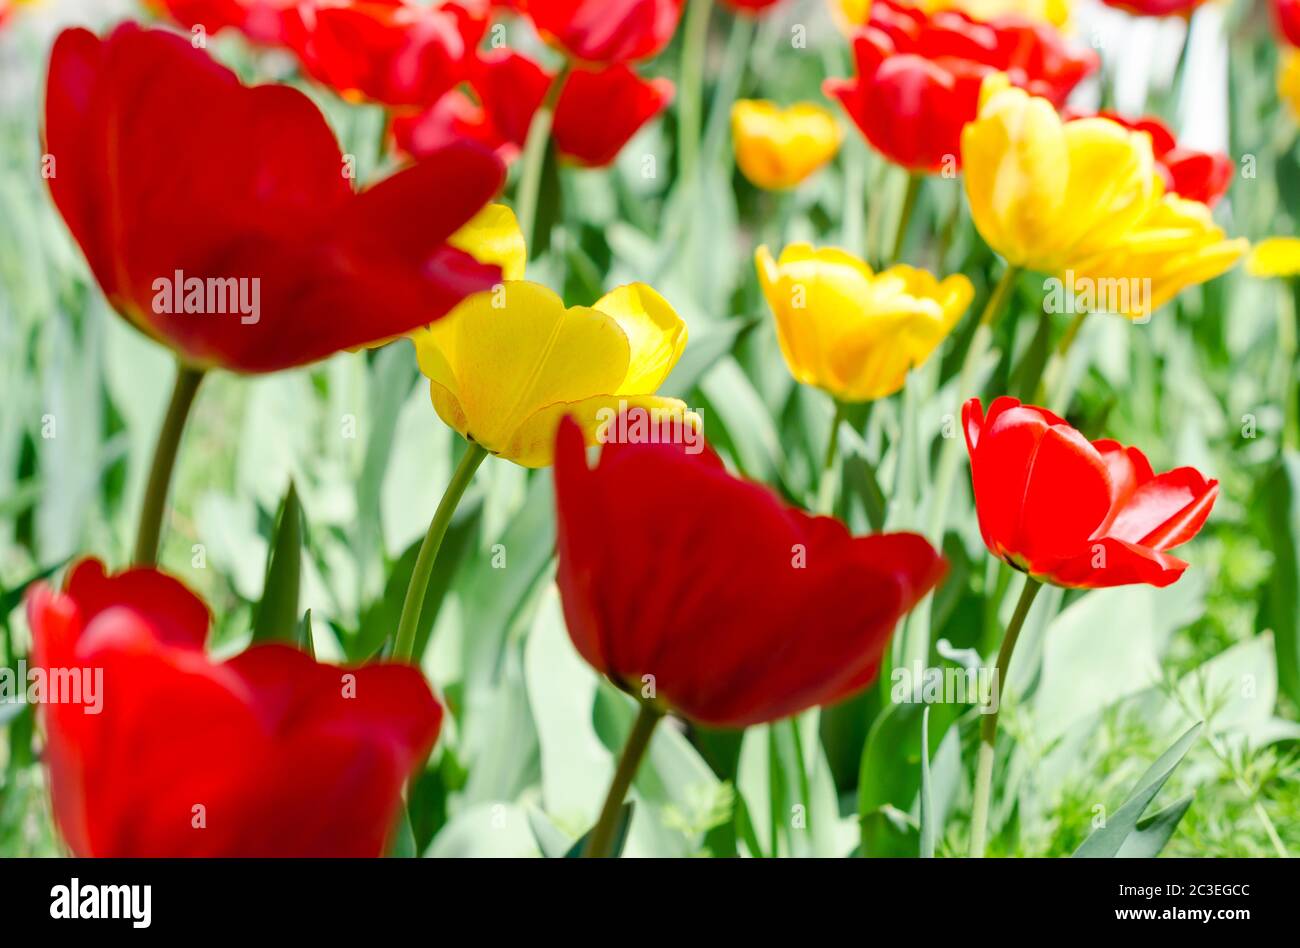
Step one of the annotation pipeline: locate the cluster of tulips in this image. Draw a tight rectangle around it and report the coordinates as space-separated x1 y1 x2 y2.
15 0 1283 858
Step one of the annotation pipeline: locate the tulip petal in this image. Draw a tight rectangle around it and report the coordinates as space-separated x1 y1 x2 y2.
1049 537 1188 589
1106 470 1219 551
508 395 697 468
593 283 689 395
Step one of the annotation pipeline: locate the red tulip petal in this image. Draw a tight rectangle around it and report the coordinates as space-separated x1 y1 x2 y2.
1048 537 1188 589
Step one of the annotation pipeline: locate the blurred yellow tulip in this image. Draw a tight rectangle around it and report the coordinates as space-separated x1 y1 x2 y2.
828 0 1071 33
411 279 693 468
731 100 842 191
961 74 1158 275
1280 50 1300 122
1246 237 1300 279
756 243 974 401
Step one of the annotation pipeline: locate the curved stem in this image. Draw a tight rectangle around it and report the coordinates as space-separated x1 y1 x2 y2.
677 0 715 183
890 172 922 266
1035 310 1088 409
392 442 488 662
585 702 662 857
133 363 205 566
968 576 1042 858
925 264 1020 541
515 63 571 254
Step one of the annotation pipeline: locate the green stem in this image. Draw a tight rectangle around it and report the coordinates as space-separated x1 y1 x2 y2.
133 364 205 566
585 702 662 857
1282 279 1299 451
969 576 1042 858
515 63 571 255
890 172 922 266
925 264 1020 541
392 442 488 662
1036 310 1088 409
815 398 847 514
677 0 715 183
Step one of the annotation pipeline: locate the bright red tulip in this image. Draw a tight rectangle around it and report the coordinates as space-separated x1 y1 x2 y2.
1274 0 1300 47
721 0 786 12
518 0 684 64
963 397 1218 589
395 50 673 167
553 415 946 728
24 560 442 857
1098 0 1208 17
285 0 487 107
152 0 302 45
44 24 504 373
823 0 1097 172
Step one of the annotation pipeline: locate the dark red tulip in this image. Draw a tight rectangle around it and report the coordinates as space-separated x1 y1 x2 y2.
963 398 1218 589
1098 0 1208 17
44 24 504 373
518 0 684 64
823 0 1097 173
285 0 488 107
1064 109 1233 206
553 415 946 728
24 560 441 857
396 50 672 167
1275 0 1300 47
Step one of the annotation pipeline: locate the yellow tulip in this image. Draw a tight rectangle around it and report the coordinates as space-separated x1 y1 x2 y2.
731 100 842 191
1280 49 1300 122
1069 194 1246 317
1246 237 1300 279
829 0 1071 33
756 243 974 402
411 279 693 468
961 74 1158 276
448 203 527 281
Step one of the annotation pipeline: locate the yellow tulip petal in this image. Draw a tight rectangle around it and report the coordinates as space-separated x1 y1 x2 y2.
732 99 842 191
1246 237 1300 278
448 203 527 281
504 395 700 468
591 283 689 395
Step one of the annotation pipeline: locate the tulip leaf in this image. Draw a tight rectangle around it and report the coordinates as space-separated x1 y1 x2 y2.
385 806 417 859
661 317 758 401
918 707 936 858
526 807 576 859
1072 721 1202 858
296 609 314 659
250 480 302 645
564 803 635 859
1260 452 1300 708
1115 794 1195 858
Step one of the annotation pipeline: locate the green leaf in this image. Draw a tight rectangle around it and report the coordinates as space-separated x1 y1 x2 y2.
565 803 635 858
1261 452 1300 707
661 317 758 400
385 805 417 858
1115 794 1195 858
1072 721 1203 858
250 480 302 645
296 609 314 659
919 707 935 858
526 807 576 859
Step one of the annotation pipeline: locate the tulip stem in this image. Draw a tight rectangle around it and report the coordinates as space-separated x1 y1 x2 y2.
815 398 848 514
585 702 663 857
678 0 715 183
133 363 205 566
925 264 1020 542
1035 311 1088 409
968 576 1041 858
515 63 571 255
392 441 488 663
891 172 922 266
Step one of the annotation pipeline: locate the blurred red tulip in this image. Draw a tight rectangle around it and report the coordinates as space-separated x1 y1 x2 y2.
153 0 302 45
396 50 673 167
518 0 684 64
721 0 786 11
1274 0 1300 47
286 0 487 107
964 398 1218 589
1065 110 1234 206
824 0 1097 172
44 24 504 373
25 560 442 857
1098 0 1208 17
553 415 946 728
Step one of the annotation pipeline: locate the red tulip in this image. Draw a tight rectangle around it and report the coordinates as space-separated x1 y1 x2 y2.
1274 0 1300 47
553 415 946 728
518 0 684 64
963 397 1218 589
152 0 302 45
285 0 488 107
24 560 441 857
395 50 673 167
44 24 504 373
1098 0 1208 17
721 0 785 11
823 0 1097 173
